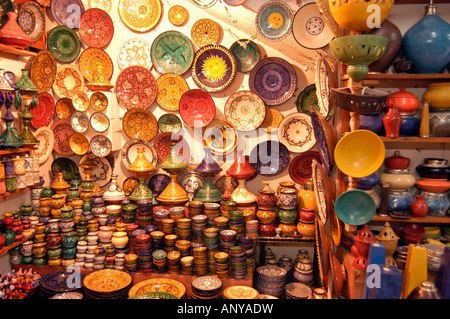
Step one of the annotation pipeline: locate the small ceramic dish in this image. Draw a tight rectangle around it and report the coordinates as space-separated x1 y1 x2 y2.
90 112 110 132
70 111 90 133
89 134 112 157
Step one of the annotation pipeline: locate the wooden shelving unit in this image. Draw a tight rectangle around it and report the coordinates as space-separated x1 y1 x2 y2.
0 44 37 57
371 215 450 224
380 136 450 144
0 148 33 156
0 238 28 255
342 73 450 88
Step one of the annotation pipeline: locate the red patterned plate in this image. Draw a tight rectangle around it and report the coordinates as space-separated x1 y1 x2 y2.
153 132 190 164
179 89 215 128
51 119 75 155
115 66 157 109
289 151 322 185
30 92 55 129
79 8 114 48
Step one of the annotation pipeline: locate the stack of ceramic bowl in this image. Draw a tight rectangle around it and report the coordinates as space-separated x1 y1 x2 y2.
169 206 186 233
285 282 312 299
115 253 126 270
39 271 85 299
395 245 409 269
293 259 314 286
203 203 221 227
402 224 425 244
93 244 105 270
191 276 223 300
164 234 178 251
150 230 165 250
161 218 175 235
204 227 220 250
228 210 245 239
222 285 260 299
176 218 192 240
83 269 133 299
104 244 116 269
167 250 181 274
135 200 153 229
153 208 170 231
144 224 157 234
443 226 450 241
180 256 194 275
175 239 191 257
214 216 229 232
134 233 153 273
124 253 138 273
152 249 167 273
191 214 208 243
220 229 237 252
254 265 287 298
188 200 203 218
121 202 137 225
75 240 87 268
91 193 105 219
130 229 145 253
425 243 445 274
214 252 230 280
229 245 247 280
424 226 442 240
245 219 259 240
193 246 208 275
239 236 255 274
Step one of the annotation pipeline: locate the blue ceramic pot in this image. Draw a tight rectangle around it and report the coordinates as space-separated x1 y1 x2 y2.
388 190 412 214
402 4 450 74
359 112 384 136
357 172 379 189
420 190 450 217
400 113 420 137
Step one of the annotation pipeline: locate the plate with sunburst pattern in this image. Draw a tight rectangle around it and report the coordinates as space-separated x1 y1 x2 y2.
191 44 237 93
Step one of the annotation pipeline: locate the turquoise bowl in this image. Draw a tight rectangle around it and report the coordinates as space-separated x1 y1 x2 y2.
335 190 376 226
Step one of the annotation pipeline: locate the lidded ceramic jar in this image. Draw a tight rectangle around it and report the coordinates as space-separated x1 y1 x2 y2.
380 168 416 191
62 232 78 248
277 188 298 210
277 208 298 224
385 151 410 169
386 88 420 113
388 189 413 216
256 183 277 210
111 231 129 248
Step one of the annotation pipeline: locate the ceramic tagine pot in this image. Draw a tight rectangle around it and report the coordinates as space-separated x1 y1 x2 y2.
103 174 125 205
127 148 156 202
0 11 33 48
226 150 257 206
193 147 223 203
351 224 376 271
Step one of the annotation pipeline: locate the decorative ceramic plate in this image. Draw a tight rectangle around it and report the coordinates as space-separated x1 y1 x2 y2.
90 91 108 111
229 39 260 73
191 276 222 291
310 108 335 177
121 138 158 169
249 141 290 176
53 65 84 99
156 73 189 111
151 31 195 75
115 66 157 109
51 0 85 28
191 44 237 93
214 175 238 194
70 111 90 133
191 18 220 47
191 0 217 8
224 90 266 131
315 56 337 121
223 0 246 5
128 278 186 298
278 113 316 153
148 174 171 196
33 126 54 164
296 84 319 115
118 0 162 32
311 159 333 225
158 114 182 134
122 177 140 196
292 3 334 50
55 97 76 120
79 8 114 48
18 1 45 43
289 151 322 185
249 57 297 106
130 291 180 299
50 292 84 299
168 5 188 26
84 269 132 293
89 134 112 157
202 119 237 156
51 119 75 155
117 38 152 71
51 157 77 181
72 91 90 112
47 26 81 63
153 132 190 164
179 89 216 128
223 286 259 299
69 132 89 155
39 271 85 293
30 49 57 94
78 47 114 82
255 0 293 41
259 107 283 132
122 108 158 141
178 172 205 198
90 112 110 132
79 154 112 187
30 92 55 129
36 0 51 7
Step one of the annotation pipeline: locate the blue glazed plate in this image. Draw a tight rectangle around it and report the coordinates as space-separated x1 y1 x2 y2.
249 141 290 176
255 0 293 41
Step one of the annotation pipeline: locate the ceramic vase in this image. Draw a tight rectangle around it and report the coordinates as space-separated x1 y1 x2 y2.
383 107 402 138
410 194 429 218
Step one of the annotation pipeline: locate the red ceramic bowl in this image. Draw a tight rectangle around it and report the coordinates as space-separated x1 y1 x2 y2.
415 178 450 193
403 223 425 236
259 223 276 236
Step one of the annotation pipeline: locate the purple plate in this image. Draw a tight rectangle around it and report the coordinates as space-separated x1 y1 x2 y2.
148 174 171 196
310 109 333 177
249 57 297 106
249 141 290 176
50 0 85 28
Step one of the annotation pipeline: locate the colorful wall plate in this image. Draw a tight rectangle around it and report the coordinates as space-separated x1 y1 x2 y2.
151 31 194 75
47 26 81 63
289 151 322 185
72 91 90 111
90 91 108 111
79 8 114 48
30 92 55 129
148 173 171 196
69 132 89 155
229 39 260 73
51 119 75 155
50 0 85 28
32 126 54 164
156 73 189 111
224 90 266 131
259 107 283 132
158 114 182 134
315 56 337 121
191 18 220 47
78 47 114 82
70 111 90 133
223 0 246 6
153 132 190 164
118 0 162 32
90 112 110 132
53 65 84 98
191 44 237 93
18 1 45 43
296 84 319 115
202 119 237 156
55 97 76 120
51 157 77 181
249 57 297 106
255 0 293 41
89 134 112 157
249 141 290 176
214 175 238 194
30 49 57 94
115 66 157 109
278 112 316 153
117 37 152 71
121 138 158 169
168 5 188 26
178 171 205 197
79 155 112 187
179 89 216 128
191 0 217 8
122 108 158 141
89 0 112 12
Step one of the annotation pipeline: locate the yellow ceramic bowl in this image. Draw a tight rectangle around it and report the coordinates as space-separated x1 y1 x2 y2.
334 130 385 178
423 82 450 109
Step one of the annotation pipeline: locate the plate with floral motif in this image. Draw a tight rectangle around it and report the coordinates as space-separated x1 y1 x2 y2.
156 73 189 111
122 108 158 141
33 126 54 164
55 98 76 120
47 26 81 63
78 47 114 82
259 107 283 132
30 49 57 93
53 65 84 98
118 0 162 32
79 8 114 48
289 151 322 185
70 111 89 133
255 0 293 41
223 286 259 299
229 39 260 73
89 134 112 157
278 112 316 153
90 112 110 132
224 91 266 132
121 138 158 169
115 65 157 109
118 37 152 71
158 114 182 134
30 92 55 129
128 278 186 298
191 44 237 93
191 18 220 48
18 1 45 44
191 0 217 8
51 0 85 28
72 91 90 111
168 5 188 26
51 119 75 155
153 132 190 164
179 89 216 128
83 269 132 294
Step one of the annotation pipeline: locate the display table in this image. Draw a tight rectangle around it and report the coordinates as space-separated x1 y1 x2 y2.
12 264 253 299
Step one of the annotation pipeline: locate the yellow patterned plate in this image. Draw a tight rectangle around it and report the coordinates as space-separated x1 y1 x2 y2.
119 0 162 32
90 91 108 111
191 18 220 47
128 278 186 298
78 47 114 82
55 98 76 120
156 73 189 111
30 49 57 93
224 90 266 132
259 107 283 132
53 65 84 99
168 5 188 26
69 132 89 155
122 108 158 141
83 269 133 293
72 91 90 112
223 286 259 299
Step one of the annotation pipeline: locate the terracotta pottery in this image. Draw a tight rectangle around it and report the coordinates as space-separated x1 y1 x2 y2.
411 194 429 218
383 107 402 138
350 224 376 271
256 184 277 210
297 219 315 239
385 151 410 169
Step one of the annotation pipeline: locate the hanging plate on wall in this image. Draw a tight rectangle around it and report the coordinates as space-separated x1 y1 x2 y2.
30 92 55 129
156 73 189 112
255 0 293 41
278 112 316 153
30 49 57 94
47 26 81 63
79 154 112 187
229 39 260 73
118 0 162 32
52 65 84 99
33 126 55 164
122 108 158 141
224 91 266 132
50 0 85 28
190 18 220 47
18 1 45 43
51 119 75 155
121 138 158 169
79 8 114 48
117 37 153 71
179 89 216 128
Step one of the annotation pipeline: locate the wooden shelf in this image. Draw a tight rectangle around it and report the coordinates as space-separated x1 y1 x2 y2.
0 237 28 255
0 183 40 199
371 215 450 224
0 147 33 156
342 73 450 88
257 236 315 244
380 136 450 144
0 44 37 57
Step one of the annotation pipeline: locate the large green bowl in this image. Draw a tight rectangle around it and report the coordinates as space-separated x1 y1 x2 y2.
335 189 376 226
329 35 389 82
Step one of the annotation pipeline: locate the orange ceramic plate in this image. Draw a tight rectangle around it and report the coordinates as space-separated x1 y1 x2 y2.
168 5 188 26
30 49 57 93
128 278 186 298
83 269 132 293
72 91 90 112
53 65 84 99
78 47 114 82
69 132 89 155
119 0 162 32
122 108 158 141
90 91 108 111
55 98 76 120
223 286 259 299
156 73 189 111
191 18 220 47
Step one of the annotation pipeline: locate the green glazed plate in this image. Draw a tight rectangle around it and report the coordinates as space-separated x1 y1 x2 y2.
296 84 319 115
47 26 81 63
51 157 78 181
229 39 261 73
158 114 182 134
129 291 180 299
